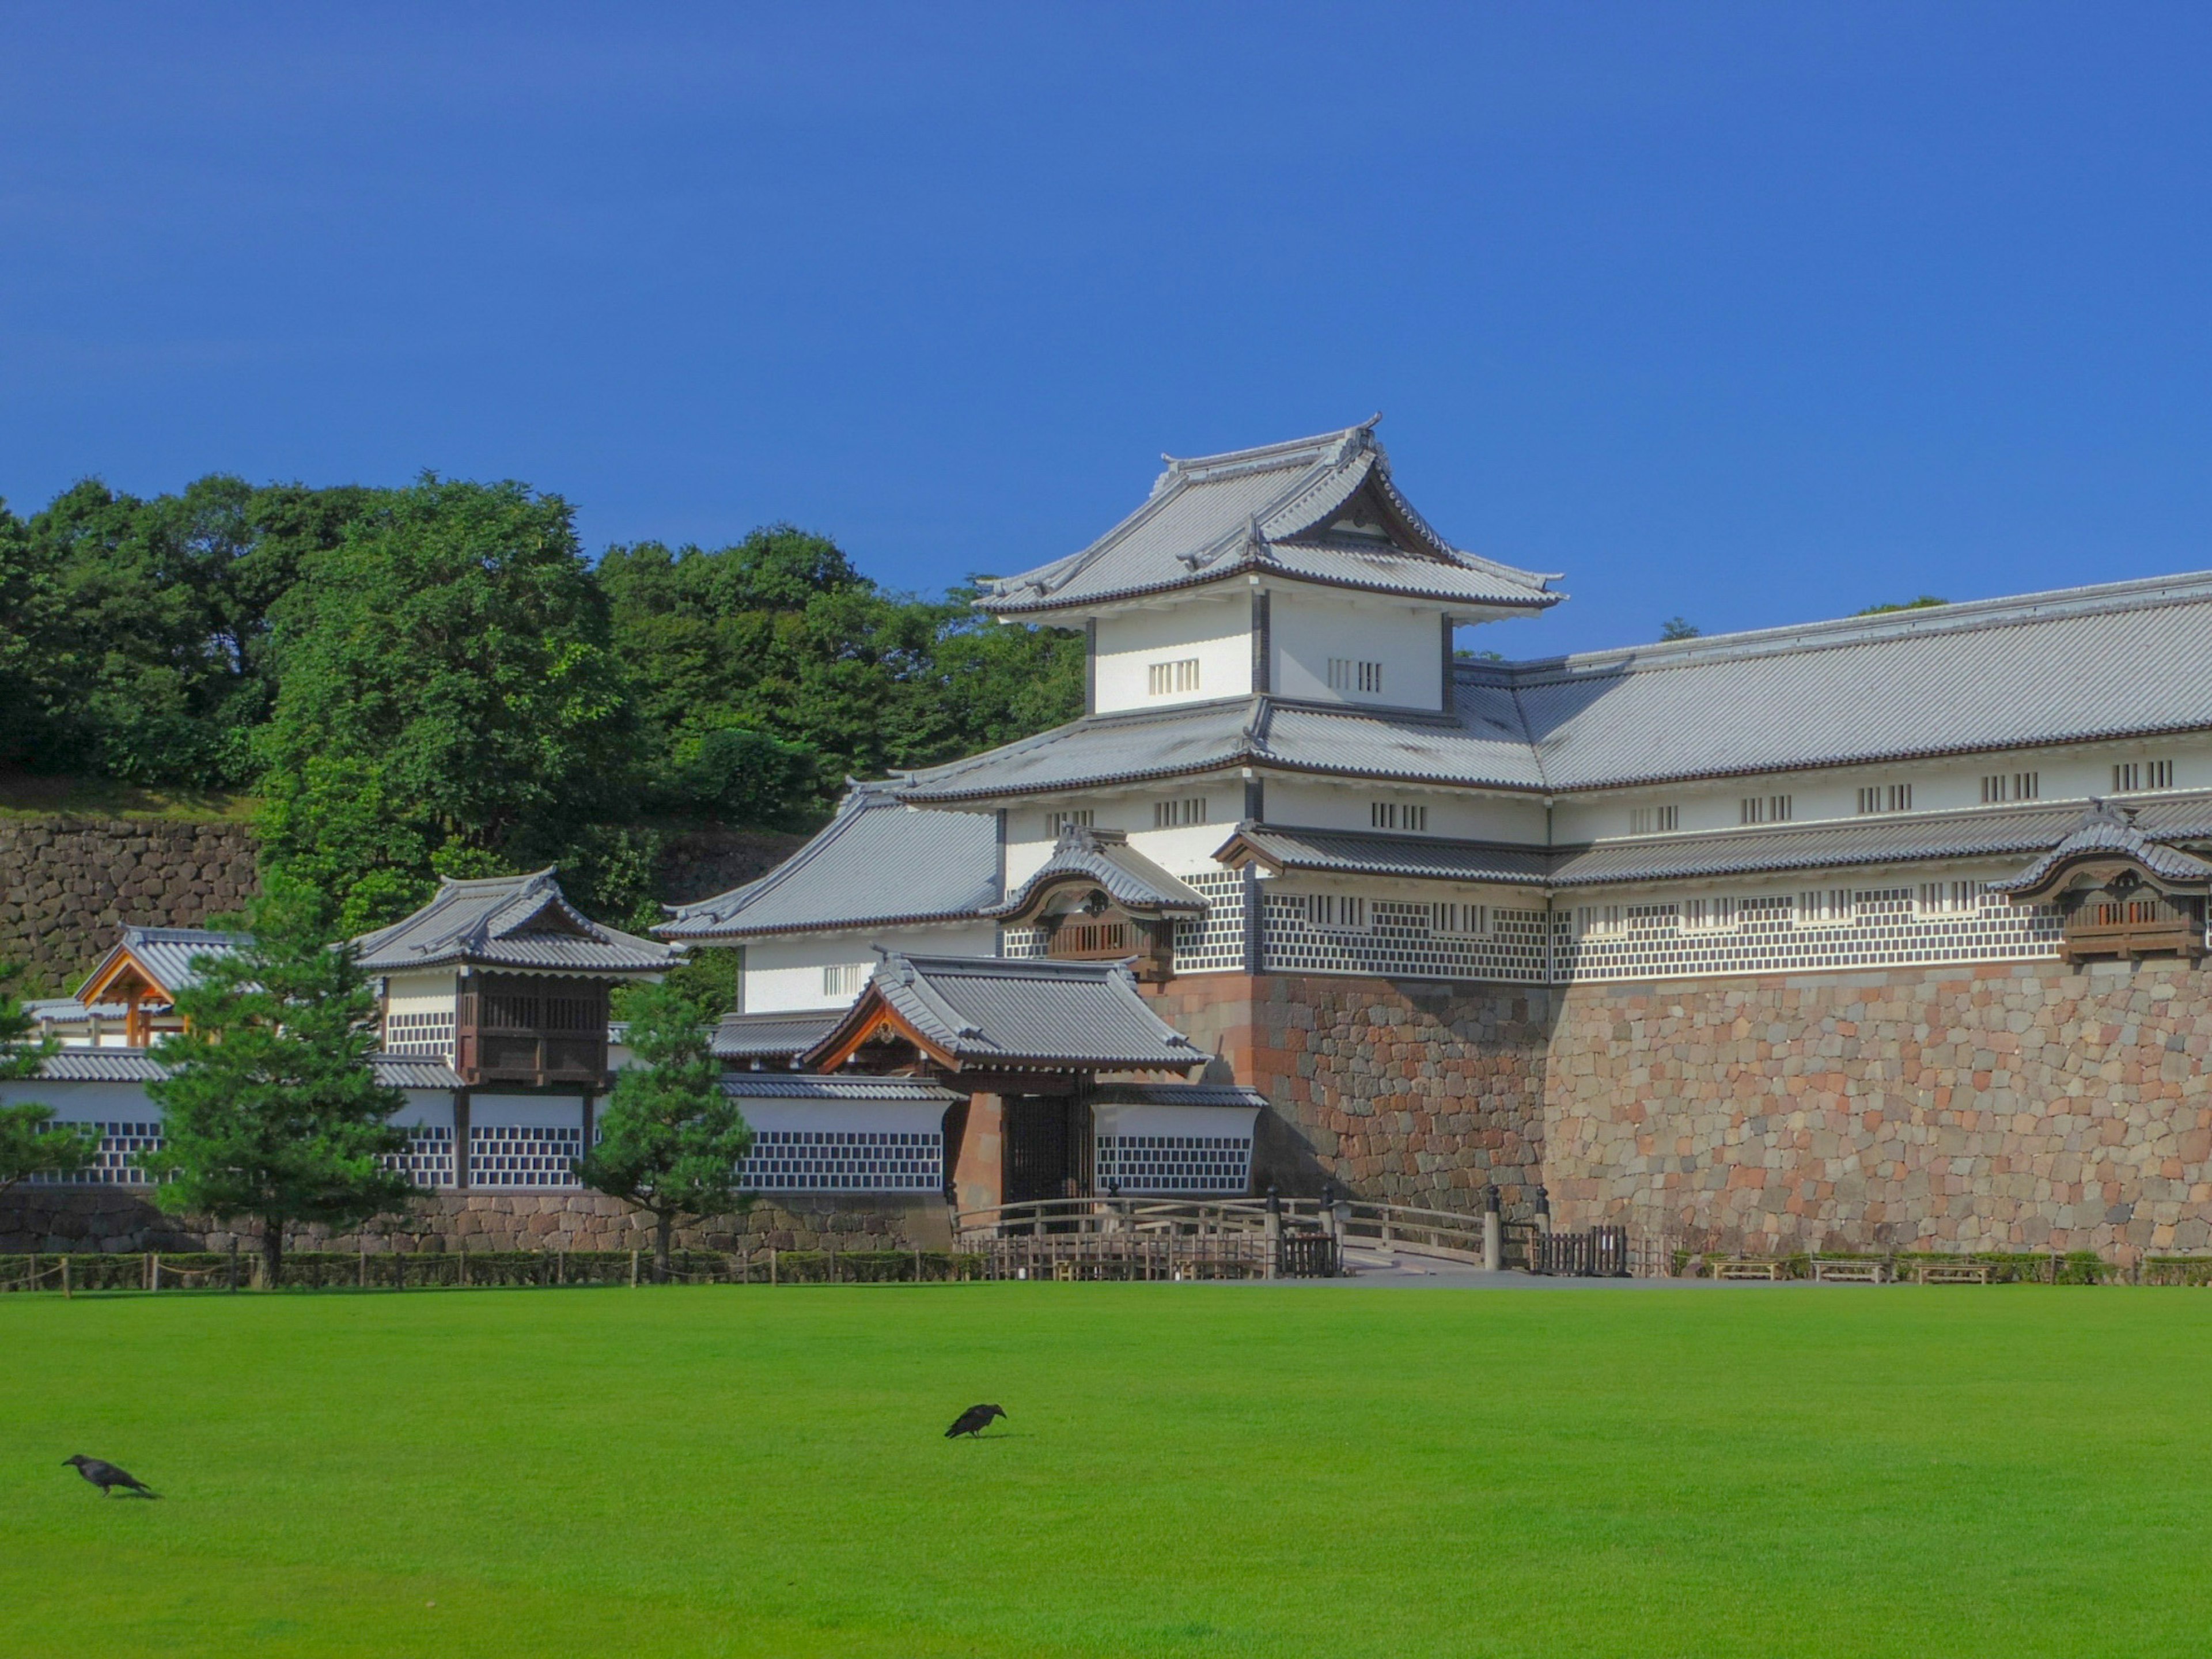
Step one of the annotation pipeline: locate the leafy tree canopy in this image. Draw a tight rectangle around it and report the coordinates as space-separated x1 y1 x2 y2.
1853 596 1949 616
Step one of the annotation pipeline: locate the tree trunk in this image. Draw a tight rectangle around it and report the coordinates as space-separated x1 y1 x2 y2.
260 1219 285 1290
654 1214 673 1283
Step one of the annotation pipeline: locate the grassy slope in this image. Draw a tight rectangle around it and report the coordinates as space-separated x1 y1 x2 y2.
3 1285 2209 1658
0 771 257 821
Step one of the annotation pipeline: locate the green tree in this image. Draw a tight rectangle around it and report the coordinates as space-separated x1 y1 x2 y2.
258 476 635 929
18 477 380 786
1854 596 1948 616
578 978 751 1281
1659 616 1701 642
0 963 100 1196
145 886 411 1283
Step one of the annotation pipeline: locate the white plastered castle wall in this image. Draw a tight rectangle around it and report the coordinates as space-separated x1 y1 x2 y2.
1552 735 2212 844
1091 595 1251 713
1002 782 1240 895
380 969 459 1056
1263 775 1547 843
1268 586 1444 710
739 921 1001 1013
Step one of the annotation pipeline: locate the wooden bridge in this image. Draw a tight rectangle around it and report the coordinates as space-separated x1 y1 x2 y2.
953 1195 1650 1280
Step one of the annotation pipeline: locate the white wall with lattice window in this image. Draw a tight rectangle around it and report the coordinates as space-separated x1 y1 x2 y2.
1093 1101 1259 1194
467 1093 589 1189
730 1096 947 1192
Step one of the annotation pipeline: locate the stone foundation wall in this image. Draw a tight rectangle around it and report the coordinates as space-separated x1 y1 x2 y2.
1146 972 1552 1212
0 816 260 993
0 1187 952 1255
1542 958 2212 1263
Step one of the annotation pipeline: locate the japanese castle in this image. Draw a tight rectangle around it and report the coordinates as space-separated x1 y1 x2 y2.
17 419 2212 1257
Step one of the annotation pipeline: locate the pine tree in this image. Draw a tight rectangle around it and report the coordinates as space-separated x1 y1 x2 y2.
146 884 411 1283
578 979 751 1281
0 963 100 1196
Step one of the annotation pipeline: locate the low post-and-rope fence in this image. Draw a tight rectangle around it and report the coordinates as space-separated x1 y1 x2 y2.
0 1247 988 1293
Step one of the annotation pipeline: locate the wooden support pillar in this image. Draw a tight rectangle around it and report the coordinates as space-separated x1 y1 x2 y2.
452 1089 472 1192
952 1093 1005 1215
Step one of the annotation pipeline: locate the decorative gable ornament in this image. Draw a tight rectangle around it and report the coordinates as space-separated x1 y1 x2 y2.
1988 802 2212 964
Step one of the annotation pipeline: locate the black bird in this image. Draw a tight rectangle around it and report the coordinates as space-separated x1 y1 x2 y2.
64 1455 157 1498
945 1403 1006 1439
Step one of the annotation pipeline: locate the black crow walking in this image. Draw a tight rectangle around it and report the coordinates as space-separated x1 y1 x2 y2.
945 1404 1006 1439
64 1455 157 1498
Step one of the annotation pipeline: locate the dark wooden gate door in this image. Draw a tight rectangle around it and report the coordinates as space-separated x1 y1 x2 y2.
1003 1096 1071 1206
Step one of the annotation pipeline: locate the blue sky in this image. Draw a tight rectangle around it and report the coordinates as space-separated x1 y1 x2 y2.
4 3 2209 657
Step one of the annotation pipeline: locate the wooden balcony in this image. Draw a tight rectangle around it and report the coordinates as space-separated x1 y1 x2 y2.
455 973 611 1088
2061 895 2206 964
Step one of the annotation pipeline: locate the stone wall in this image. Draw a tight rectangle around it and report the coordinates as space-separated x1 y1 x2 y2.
1146 972 1552 1213
1542 958 2212 1263
1 1186 952 1255
0 816 261 994
1153 960 2212 1266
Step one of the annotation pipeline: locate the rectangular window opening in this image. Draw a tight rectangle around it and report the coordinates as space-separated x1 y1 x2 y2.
1740 794 1793 825
1152 796 1209 830
1146 658 1201 696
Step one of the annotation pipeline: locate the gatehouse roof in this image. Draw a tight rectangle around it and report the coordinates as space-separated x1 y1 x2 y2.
710 1009 840 1064
803 952 1204 1074
1987 801 2212 897
75 926 250 1007
353 869 675 976
979 421 1559 619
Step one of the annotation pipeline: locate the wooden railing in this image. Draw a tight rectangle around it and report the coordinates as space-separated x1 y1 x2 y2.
953 1196 1659 1278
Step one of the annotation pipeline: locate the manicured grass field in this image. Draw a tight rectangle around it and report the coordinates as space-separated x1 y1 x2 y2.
6 1283 2211 1658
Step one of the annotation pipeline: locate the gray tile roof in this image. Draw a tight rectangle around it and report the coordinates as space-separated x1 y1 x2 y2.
369 1056 469 1089
1217 793 2212 892
1219 823 1553 887
353 868 675 976
1089 1082 1270 1110
31 1050 172 1082
1986 802 2212 894
987 824 1207 921
75 927 249 1003
657 783 1001 940
23 1051 465 1089
806 952 1203 1071
711 1010 839 1062
720 1073 956 1104
1516 570 2212 790
980 422 1557 618
908 571 2212 804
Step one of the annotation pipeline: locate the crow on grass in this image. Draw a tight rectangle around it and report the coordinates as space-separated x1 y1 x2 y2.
945 1404 1006 1439
65 1456 158 1498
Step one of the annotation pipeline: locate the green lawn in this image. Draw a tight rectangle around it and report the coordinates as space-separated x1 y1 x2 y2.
5 1283 2209 1658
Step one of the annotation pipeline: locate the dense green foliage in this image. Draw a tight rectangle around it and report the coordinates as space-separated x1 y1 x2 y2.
578 979 752 1279
8 1285 2212 1657
145 887 411 1280
0 474 1084 929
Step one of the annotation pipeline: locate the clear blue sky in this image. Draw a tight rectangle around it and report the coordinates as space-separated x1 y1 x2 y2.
5 3 2209 657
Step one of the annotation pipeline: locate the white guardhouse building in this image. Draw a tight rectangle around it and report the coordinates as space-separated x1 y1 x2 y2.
662 421 2212 1261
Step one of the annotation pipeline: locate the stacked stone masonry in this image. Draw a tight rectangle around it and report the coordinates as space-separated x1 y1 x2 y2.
1149 960 2212 1267
0 817 260 994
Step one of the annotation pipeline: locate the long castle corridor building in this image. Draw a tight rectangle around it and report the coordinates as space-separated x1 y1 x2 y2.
12 419 2212 1264
665 421 2212 1261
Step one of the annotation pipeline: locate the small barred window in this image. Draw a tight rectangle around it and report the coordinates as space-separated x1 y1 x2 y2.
1146 658 1201 695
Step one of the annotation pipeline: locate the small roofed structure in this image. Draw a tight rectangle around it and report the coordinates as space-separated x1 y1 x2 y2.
804 952 1206 1089
354 868 676 1090
1987 802 2212 964
73 927 249 1048
986 823 1207 981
